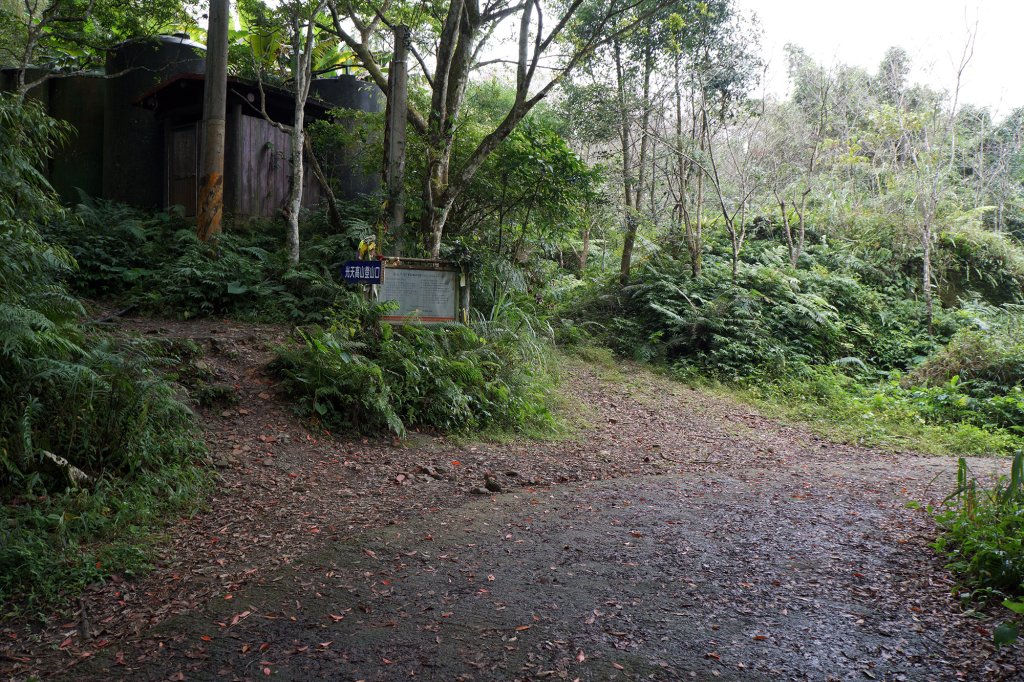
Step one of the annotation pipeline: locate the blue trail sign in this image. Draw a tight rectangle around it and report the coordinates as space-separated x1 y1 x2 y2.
342 260 383 284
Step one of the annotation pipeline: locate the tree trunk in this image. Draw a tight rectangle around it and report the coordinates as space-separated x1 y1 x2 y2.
579 218 591 275
197 0 229 242
304 136 341 232
796 191 809 264
619 213 637 285
618 41 653 285
285 13 317 265
692 172 703 278
383 25 410 253
613 39 634 285
922 219 933 335
286 105 305 264
775 191 795 267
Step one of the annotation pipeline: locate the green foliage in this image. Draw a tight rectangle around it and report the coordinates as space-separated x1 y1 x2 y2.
745 368 1021 456
907 312 1024 394
576 244 944 379
1 459 207 611
570 232 1024 455
934 452 1024 603
44 198 372 323
902 312 1024 434
1 0 200 81
272 297 557 437
1 93 206 610
936 227 1024 305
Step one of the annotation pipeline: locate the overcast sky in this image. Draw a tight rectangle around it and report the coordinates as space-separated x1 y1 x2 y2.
738 0 1023 118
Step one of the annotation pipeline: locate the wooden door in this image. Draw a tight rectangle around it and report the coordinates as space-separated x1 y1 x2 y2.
167 124 198 216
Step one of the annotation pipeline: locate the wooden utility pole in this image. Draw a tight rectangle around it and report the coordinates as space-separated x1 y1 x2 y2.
197 0 230 241
382 25 409 254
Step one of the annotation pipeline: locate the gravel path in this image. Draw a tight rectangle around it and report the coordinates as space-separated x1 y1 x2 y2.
3 320 1021 680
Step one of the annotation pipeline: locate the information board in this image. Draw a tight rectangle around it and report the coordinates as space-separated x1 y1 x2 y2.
378 266 459 324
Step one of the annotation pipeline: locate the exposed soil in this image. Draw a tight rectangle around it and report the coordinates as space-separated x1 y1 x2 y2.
2 318 1022 680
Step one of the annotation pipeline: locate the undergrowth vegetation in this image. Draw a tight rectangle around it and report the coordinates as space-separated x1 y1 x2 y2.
0 94 207 612
40 197 563 440
567 230 1024 456
272 295 558 437
933 452 1024 644
44 197 370 323
934 453 1024 604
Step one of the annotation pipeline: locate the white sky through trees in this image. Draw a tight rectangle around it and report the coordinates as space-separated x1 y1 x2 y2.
740 0 1024 118
263 0 1022 116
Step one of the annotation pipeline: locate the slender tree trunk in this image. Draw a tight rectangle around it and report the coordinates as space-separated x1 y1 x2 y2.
922 218 933 335
796 189 810 264
920 182 936 335
579 217 592 275
692 172 703 278
287 102 305 264
775 191 795 267
304 136 341 232
619 42 653 285
383 25 410 253
613 39 634 285
285 11 318 265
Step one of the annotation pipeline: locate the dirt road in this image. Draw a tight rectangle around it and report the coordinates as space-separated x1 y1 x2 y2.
3 321 1020 680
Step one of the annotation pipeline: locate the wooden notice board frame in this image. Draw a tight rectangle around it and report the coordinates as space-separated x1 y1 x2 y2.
377 258 469 324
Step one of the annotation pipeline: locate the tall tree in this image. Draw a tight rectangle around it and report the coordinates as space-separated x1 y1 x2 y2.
197 0 230 242
326 0 671 259
0 0 196 101
766 50 832 267
242 0 329 263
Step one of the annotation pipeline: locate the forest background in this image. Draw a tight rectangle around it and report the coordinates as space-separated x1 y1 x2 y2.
2 0 1024 621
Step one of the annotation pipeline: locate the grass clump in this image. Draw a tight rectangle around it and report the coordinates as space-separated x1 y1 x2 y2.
934 452 1024 604
738 367 1020 456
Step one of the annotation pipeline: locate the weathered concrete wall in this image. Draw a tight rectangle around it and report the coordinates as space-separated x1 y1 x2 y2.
49 76 106 203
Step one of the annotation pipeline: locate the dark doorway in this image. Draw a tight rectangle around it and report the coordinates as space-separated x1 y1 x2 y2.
167 123 199 216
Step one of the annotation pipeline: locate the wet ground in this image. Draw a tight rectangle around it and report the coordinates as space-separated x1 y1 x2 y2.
89 476 971 681
4 320 1021 680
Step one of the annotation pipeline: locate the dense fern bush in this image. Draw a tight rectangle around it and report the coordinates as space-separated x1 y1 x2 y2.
577 251 942 380
45 199 366 323
907 310 1024 393
1 94 205 609
937 227 1024 306
273 296 556 436
569 236 1024 452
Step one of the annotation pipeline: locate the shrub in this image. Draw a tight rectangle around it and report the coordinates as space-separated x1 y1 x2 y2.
934 452 1024 602
1 93 206 610
906 320 1024 396
936 227 1024 306
45 198 370 323
272 297 556 436
573 249 940 380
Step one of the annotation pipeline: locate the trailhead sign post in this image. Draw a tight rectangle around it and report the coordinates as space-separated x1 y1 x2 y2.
341 260 383 285
340 258 468 323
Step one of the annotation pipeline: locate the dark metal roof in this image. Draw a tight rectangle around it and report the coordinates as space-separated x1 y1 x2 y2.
134 73 335 125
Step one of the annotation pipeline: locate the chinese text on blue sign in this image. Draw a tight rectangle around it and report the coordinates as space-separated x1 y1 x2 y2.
342 260 383 284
